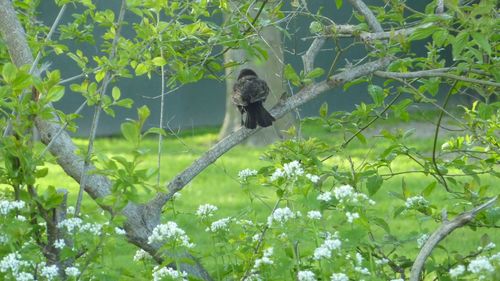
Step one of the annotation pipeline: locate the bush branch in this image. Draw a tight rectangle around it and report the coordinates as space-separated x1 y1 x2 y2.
410 196 498 281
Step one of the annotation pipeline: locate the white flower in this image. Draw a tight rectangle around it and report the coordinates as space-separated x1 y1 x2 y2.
152 266 188 281
196 204 218 218
270 168 285 182
333 185 355 202
267 207 297 226
41 265 59 280
15 272 34 281
54 239 65 249
375 258 389 265
206 217 231 232
405 196 429 209
66 206 75 215
313 234 342 260
0 234 8 244
16 215 26 222
346 212 359 223
133 249 152 261
252 234 261 242
330 272 348 281
417 234 429 248
172 193 182 200
307 210 322 220
484 242 496 251
57 218 83 232
283 160 304 177
115 227 126 235
389 279 404 281
148 222 194 248
253 247 273 269
355 252 363 265
317 191 332 202
298 270 317 281
306 174 320 183
243 273 262 281
80 223 102 235
449 264 465 278
0 200 25 215
490 252 500 262
354 266 370 275
468 256 494 273
238 169 258 181
0 252 29 273
65 266 80 277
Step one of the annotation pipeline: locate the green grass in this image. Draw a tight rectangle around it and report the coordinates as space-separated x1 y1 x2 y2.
32 118 499 279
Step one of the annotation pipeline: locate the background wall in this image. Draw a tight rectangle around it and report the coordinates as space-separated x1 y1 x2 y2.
38 1 432 136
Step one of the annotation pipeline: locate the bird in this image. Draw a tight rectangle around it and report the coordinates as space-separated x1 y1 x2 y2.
232 68 275 129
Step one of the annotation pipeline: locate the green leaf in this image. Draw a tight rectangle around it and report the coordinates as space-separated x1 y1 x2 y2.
144 127 166 136
40 186 64 209
35 167 49 178
305 68 324 79
135 63 149 76
137 105 150 125
284 64 301 86
112 86 121 100
319 102 328 118
372 217 391 234
152 56 167 67
366 175 383 196
95 70 106 82
2 63 17 83
46 85 65 102
309 21 323 34
421 182 436 197
335 0 343 9
409 26 438 41
121 122 140 144
471 32 492 55
115 98 134 108
368 85 384 105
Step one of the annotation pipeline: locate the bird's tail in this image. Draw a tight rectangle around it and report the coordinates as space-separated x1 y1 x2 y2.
244 101 275 129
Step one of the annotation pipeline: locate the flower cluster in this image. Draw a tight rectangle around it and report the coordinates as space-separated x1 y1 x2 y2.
40 264 59 280
0 252 31 279
253 247 274 270
467 256 494 274
298 270 316 281
57 218 102 235
307 210 322 220
267 207 300 226
65 266 80 277
206 217 231 232
345 212 359 223
405 195 429 209
238 169 258 181
330 272 348 281
313 233 342 260
54 239 65 250
305 173 320 183
0 200 25 215
196 204 218 218
449 265 465 278
317 185 375 206
148 221 194 248
133 249 152 261
270 160 304 181
152 266 187 281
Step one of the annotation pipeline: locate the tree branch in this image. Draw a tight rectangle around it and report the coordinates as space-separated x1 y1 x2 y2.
302 37 325 74
410 196 498 281
149 56 393 209
375 70 500 88
347 0 383 32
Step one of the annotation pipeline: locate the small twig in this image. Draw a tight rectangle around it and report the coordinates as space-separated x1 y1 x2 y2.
410 196 498 281
75 0 127 217
431 82 457 192
156 11 166 186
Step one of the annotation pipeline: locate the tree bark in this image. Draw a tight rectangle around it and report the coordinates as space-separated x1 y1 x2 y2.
218 10 295 146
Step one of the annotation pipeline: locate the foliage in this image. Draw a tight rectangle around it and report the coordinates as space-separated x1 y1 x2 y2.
0 0 499 280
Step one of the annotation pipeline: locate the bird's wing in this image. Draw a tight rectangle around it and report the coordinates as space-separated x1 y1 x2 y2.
232 76 269 106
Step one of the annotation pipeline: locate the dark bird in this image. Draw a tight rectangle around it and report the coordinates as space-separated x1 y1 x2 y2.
232 68 275 129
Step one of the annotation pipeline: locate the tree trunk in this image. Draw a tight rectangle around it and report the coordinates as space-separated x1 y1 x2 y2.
218 17 295 146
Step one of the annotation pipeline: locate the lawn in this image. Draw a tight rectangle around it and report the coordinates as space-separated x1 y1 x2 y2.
34 117 499 279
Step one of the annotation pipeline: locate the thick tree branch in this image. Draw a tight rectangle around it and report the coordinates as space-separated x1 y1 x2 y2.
375 70 500 88
302 37 325 74
347 0 383 32
410 196 498 281
327 22 434 42
149 56 393 210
